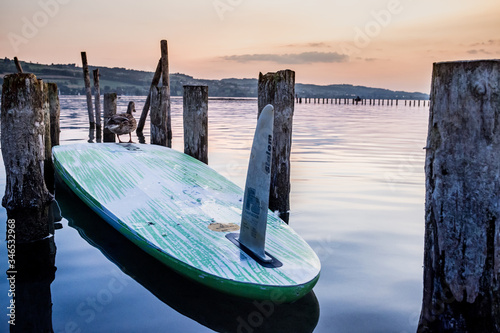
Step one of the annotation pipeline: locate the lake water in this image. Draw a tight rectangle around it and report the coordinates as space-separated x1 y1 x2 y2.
0 96 429 332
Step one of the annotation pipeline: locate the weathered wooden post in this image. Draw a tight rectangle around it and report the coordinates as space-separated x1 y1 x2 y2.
81 52 95 129
137 59 162 133
47 83 60 147
160 40 172 147
41 82 53 194
150 87 167 146
103 93 117 142
183 85 208 164
93 69 102 142
418 60 500 332
258 70 295 223
1 74 53 242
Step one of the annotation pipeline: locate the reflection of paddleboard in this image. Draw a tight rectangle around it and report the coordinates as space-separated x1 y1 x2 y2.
52 111 320 301
56 183 320 333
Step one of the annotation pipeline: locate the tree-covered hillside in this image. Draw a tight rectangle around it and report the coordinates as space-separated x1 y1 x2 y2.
0 58 428 99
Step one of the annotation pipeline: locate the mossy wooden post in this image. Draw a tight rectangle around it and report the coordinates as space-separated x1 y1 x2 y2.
93 69 102 141
150 87 167 146
81 52 95 129
137 59 162 133
183 85 208 164
418 60 500 332
160 40 172 147
258 70 295 224
103 93 117 142
1 74 53 242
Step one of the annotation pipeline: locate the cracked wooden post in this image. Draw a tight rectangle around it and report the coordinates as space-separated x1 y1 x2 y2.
258 69 295 224
183 85 208 164
1 73 53 242
93 69 102 142
81 52 95 129
137 59 162 133
418 60 500 332
103 93 117 142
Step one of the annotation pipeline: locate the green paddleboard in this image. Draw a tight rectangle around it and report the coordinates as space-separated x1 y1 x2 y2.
53 143 320 301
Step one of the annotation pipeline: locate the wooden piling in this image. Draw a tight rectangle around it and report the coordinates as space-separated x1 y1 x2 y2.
41 82 55 194
47 83 60 147
1 73 53 242
103 93 117 142
150 87 168 146
183 85 209 164
81 52 95 129
93 69 102 141
418 60 500 332
14 57 23 73
160 40 172 148
137 59 162 133
258 70 295 223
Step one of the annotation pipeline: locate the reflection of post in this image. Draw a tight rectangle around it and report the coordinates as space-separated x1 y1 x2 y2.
13 237 56 332
258 70 295 223
183 85 208 164
1 73 53 242
418 60 500 332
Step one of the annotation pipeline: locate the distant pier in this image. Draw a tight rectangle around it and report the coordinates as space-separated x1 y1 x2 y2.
296 97 429 107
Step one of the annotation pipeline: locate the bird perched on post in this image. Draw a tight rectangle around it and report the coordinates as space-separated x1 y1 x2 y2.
105 101 137 143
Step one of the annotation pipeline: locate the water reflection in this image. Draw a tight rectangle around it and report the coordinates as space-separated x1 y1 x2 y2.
55 180 319 333
8 235 56 332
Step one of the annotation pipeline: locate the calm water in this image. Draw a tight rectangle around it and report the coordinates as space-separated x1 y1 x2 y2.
0 96 429 332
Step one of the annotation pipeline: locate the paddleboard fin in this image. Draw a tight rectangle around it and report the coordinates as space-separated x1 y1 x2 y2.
239 104 274 263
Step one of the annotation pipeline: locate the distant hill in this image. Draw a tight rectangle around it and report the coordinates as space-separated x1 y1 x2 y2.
0 57 429 99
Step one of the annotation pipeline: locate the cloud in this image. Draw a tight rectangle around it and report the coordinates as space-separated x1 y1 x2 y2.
222 52 348 64
467 49 492 55
283 42 332 48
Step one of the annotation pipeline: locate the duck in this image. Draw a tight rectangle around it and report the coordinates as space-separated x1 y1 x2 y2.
105 101 137 143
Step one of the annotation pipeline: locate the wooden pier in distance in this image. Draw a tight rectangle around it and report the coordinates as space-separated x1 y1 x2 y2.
296 97 429 107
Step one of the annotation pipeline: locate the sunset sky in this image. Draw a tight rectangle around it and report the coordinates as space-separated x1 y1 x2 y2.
1 0 499 93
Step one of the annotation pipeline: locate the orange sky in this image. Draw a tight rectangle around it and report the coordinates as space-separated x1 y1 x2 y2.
1 0 499 93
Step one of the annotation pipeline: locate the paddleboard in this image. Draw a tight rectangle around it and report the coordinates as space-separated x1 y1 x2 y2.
53 120 320 302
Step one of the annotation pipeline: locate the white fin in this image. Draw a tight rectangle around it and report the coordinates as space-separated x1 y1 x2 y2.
239 104 274 262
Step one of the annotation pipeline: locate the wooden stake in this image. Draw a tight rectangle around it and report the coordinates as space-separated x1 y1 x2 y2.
93 69 102 141
1 73 53 242
418 60 500 332
14 57 23 73
258 70 295 223
103 93 117 142
150 87 167 146
41 82 54 194
137 59 162 133
81 52 95 129
183 85 208 164
47 83 60 147
160 40 172 147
